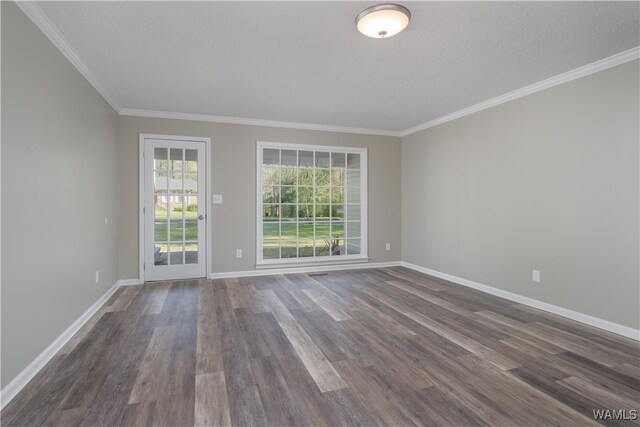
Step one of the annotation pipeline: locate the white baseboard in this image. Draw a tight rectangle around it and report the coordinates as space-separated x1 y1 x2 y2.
0 280 127 410
400 262 640 341
118 278 142 286
210 261 401 279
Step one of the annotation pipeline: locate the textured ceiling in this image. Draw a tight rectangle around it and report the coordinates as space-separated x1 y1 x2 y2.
36 1 640 132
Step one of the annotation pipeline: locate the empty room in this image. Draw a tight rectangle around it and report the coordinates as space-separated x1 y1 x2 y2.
1 1 639 426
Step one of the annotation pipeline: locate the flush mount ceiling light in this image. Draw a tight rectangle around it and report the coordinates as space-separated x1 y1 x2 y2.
355 4 411 39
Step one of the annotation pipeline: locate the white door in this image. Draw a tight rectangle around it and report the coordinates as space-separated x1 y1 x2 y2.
143 137 207 281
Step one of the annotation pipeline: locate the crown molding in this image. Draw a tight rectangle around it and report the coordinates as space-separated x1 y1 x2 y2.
16 1 638 139
14 1 122 113
400 46 640 137
119 108 402 137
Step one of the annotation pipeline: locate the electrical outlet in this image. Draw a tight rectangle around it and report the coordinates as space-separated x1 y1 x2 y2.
532 270 540 283
213 194 223 204
95 270 100 284
385 243 391 251
236 249 242 258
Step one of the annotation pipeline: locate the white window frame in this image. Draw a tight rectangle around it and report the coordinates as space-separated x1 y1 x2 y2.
256 141 368 268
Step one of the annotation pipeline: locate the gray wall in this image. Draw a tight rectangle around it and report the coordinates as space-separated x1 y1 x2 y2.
1 2 120 387
118 117 402 279
402 60 640 329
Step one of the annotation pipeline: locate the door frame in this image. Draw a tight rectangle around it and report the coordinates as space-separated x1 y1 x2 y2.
138 133 212 283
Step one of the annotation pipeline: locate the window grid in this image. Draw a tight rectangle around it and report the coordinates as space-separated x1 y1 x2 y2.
259 144 365 263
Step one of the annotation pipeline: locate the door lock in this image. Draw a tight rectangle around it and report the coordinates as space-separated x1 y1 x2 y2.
198 214 205 220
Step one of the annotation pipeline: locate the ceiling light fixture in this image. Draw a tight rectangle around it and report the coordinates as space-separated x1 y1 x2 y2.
355 4 411 39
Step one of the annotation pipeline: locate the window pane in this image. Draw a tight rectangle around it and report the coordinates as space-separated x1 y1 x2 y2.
328 235 343 256
347 239 361 255
315 152 330 168
316 204 330 220
347 153 360 170
332 222 344 238
315 187 329 204
154 243 168 266
281 204 297 221
298 169 313 186
185 219 198 240
154 195 168 218
170 172 183 194
184 197 198 219
281 186 297 204
170 196 184 217
331 152 346 169
281 168 296 185
170 148 183 171
185 149 198 172
263 148 279 165
281 223 297 259
154 148 168 169
263 186 280 204
347 170 361 187
298 204 314 220
155 219 168 241
263 245 280 259
315 169 329 186
316 222 330 246
281 223 297 241
331 205 344 220
263 223 279 241
263 204 280 221
184 172 198 195
154 171 168 193
263 167 280 185
298 223 314 257
347 221 361 239
347 186 361 203
169 243 184 265
315 223 330 256
331 170 344 187
298 187 313 204
331 187 343 203
281 150 297 166
263 221 280 259
169 219 184 242
347 204 361 221
185 243 198 264
299 151 313 167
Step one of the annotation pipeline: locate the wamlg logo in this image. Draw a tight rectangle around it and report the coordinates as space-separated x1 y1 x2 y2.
592 409 638 420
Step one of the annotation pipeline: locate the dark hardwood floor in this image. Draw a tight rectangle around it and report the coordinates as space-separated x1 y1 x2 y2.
2 267 639 426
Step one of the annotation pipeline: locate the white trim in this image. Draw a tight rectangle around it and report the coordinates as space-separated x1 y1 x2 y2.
256 141 368 266
400 262 640 341
211 261 401 279
118 278 142 286
120 108 401 137
0 280 128 410
138 133 211 283
17 3 638 138
15 1 121 113
256 257 370 269
138 137 145 283
400 46 640 136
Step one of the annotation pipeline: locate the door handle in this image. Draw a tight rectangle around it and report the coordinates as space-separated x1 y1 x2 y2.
198 215 205 220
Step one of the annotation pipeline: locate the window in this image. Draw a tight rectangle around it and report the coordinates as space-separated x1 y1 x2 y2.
256 142 367 265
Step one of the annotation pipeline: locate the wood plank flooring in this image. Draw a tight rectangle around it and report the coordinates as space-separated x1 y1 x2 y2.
2 267 639 426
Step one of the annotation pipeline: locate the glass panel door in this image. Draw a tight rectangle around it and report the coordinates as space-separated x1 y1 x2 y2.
144 138 206 281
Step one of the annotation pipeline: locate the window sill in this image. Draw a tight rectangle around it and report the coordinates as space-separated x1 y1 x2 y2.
255 256 370 270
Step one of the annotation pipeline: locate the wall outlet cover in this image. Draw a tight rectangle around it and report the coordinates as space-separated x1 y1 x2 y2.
213 194 223 204
532 270 540 283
